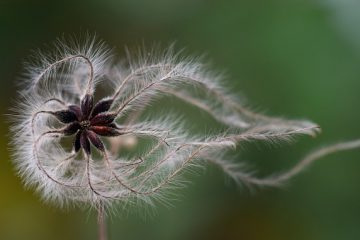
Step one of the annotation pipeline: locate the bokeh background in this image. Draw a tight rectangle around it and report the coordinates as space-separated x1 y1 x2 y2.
1 0 360 239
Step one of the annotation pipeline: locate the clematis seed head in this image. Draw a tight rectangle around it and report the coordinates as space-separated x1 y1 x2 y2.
9 36 325 211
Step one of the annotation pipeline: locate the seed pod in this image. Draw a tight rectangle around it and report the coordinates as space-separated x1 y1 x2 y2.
87 130 105 151
91 98 113 118
53 110 78 123
90 112 117 126
80 131 91 155
90 126 121 136
74 131 81 152
63 122 80 136
68 105 82 120
80 94 94 119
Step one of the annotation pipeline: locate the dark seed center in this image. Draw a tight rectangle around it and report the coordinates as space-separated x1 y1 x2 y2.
80 120 91 129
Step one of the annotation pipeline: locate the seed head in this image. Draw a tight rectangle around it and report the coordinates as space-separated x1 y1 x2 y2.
9 36 321 211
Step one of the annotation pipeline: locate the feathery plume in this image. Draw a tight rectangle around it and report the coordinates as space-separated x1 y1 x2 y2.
10 36 328 211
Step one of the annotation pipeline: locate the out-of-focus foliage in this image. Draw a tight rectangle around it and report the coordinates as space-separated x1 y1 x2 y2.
0 0 359 240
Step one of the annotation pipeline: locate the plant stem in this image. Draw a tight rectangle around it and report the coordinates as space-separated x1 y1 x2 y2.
97 204 107 240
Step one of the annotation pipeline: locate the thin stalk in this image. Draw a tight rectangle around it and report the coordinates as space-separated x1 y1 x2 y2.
97 204 107 240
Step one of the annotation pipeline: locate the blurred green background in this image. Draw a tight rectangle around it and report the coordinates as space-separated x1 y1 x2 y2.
1 0 360 239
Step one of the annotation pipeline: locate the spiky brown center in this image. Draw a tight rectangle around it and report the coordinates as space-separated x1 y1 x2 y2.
53 94 122 155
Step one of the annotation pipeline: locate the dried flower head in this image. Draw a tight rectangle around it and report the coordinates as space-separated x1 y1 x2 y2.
10 37 323 211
